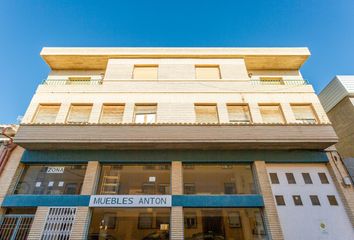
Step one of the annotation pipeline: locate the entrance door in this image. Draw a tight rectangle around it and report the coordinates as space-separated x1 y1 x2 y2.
202 210 225 237
0 214 34 240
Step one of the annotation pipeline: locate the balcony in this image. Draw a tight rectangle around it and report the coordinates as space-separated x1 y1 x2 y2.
42 79 103 85
250 79 309 85
14 123 338 150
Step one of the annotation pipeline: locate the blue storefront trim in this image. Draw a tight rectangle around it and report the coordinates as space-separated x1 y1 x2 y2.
172 195 264 207
2 195 90 207
21 150 328 164
2 194 263 208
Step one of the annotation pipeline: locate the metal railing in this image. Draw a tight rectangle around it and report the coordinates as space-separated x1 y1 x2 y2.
41 78 309 86
250 79 309 85
42 79 103 85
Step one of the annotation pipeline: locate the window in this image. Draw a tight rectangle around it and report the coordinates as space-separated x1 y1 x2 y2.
269 173 280 184
302 173 313 184
224 182 237 194
184 183 196 194
184 212 197 229
318 172 329 184
293 195 303 206
260 77 284 85
195 104 219 123
310 195 321 206
97 164 170 195
227 104 252 123
286 173 296 184
291 105 318 123
66 104 92 123
100 104 125 124
195 65 221 79
183 164 255 195
89 208 170 239
138 213 153 229
32 105 60 123
133 65 158 80
275 195 286 206
259 105 285 123
184 208 267 239
14 165 86 195
327 195 338 206
134 104 157 123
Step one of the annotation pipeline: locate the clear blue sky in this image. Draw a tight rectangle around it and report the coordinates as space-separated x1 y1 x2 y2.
1 1 354 124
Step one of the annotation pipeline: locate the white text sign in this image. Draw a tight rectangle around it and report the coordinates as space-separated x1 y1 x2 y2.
89 195 171 207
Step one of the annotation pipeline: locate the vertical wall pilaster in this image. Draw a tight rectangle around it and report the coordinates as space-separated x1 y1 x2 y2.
0 146 24 205
253 161 284 240
326 151 354 226
122 103 134 123
27 207 49 240
170 207 184 240
81 161 101 195
70 207 91 240
69 161 100 239
89 102 102 123
217 103 229 123
171 161 183 195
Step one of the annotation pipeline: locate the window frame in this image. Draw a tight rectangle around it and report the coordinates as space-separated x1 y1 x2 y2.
269 173 280 184
132 65 158 80
195 65 221 80
32 104 61 124
227 104 252 123
194 103 220 123
291 104 318 124
275 195 286 206
133 104 157 124
302 173 313 184
318 172 330 184
66 104 93 123
292 195 303 206
310 195 321 206
99 104 125 124
327 195 338 206
286 173 296 184
259 104 286 124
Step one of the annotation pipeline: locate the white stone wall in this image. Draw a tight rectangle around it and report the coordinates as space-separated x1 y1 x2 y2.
267 164 354 240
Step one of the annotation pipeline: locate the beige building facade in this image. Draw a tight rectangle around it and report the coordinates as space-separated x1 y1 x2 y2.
0 48 353 240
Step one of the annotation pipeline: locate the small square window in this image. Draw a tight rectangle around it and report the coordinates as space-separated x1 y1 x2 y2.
310 195 321 206
318 173 329 184
275 195 286 206
293 195 303 206
269 173 280 184
286 173 296 184
327 195 338 206
302 173 313 184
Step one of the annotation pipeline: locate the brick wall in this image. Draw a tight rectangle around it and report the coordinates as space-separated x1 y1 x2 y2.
27 207 49 239
253 161 284 240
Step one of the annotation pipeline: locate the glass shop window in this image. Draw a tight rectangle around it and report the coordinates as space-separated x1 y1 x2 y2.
88 208 170 240
97 164 171 195
14 165 86 195
184 208 267 240
183 164 255 195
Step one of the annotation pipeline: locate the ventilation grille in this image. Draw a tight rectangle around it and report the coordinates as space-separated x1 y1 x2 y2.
41 207 76 240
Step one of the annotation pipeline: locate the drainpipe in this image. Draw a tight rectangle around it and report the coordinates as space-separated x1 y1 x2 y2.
0 128 17 175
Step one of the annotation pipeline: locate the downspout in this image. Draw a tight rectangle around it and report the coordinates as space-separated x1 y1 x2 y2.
0 129 17 175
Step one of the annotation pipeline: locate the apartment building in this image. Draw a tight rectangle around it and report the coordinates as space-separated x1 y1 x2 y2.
0 48 353 240
319 76 354 180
